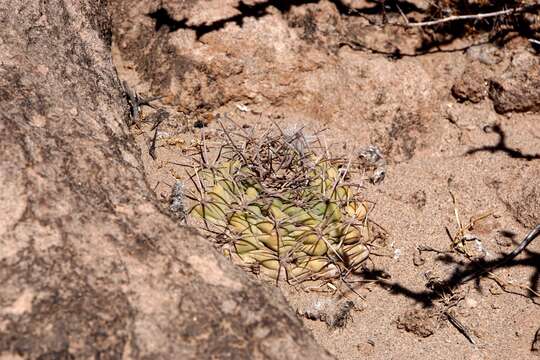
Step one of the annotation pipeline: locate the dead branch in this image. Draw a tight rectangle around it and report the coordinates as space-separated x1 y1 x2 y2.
445 311 477 345
405 5 535 27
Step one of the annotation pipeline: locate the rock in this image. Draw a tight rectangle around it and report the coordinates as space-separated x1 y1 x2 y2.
0 0 332 358
340 0 429 11
396 309 437 338
452 62 490 103
466 44 503 65
404 0 431 11
111 0 434 132
149 0 269 28
464 297 479 309
488 51 540 114
337 0 378 10
286 1 344 49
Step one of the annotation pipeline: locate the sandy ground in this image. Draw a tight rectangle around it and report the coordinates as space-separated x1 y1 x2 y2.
111 1 540 358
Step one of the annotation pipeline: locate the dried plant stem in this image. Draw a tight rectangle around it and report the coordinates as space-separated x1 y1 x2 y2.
404 5 534 27
445 311 476 345
488 272 540 298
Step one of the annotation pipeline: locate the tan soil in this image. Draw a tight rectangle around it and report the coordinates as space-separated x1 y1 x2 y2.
111 1 540 358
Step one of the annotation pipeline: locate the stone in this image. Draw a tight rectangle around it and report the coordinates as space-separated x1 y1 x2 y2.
489 51 540 114
0 1 332 358
452 62 490 103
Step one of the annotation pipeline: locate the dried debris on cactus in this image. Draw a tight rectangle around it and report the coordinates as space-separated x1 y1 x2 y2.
358 145 386 184
298 299 358 329
186 118 380 285
169 181 187 222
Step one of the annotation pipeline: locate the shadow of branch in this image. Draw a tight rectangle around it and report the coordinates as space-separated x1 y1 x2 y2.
465 124 540 161
360 226 539 307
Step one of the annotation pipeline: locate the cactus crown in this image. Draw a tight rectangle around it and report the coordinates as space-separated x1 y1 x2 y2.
188 121 373 284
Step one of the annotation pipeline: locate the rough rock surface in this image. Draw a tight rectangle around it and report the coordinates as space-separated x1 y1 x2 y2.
110 0 436 164
0 1 332 359
489 51 540 114
451 62 490 103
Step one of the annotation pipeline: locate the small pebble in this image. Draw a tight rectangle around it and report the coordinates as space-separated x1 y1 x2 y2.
465 297 478 309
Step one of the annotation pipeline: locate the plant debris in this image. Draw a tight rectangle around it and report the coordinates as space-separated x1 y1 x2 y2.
169 181 187 222
298 299 358 329
358 145 386 184
447 191 492 257
445 311 476 345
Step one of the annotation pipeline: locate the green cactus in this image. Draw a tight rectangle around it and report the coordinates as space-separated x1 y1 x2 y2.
188 124 372 283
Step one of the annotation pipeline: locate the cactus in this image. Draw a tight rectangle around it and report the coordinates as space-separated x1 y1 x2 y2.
188 123 373 284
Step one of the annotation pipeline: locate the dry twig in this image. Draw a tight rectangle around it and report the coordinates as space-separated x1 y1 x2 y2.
487 271 540 299
404 5 535 27
445 311 477 345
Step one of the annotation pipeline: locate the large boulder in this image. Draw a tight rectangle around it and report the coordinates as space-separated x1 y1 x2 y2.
0 1 331 359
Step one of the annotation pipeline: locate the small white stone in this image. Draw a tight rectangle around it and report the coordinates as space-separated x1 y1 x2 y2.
465 297 478 309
